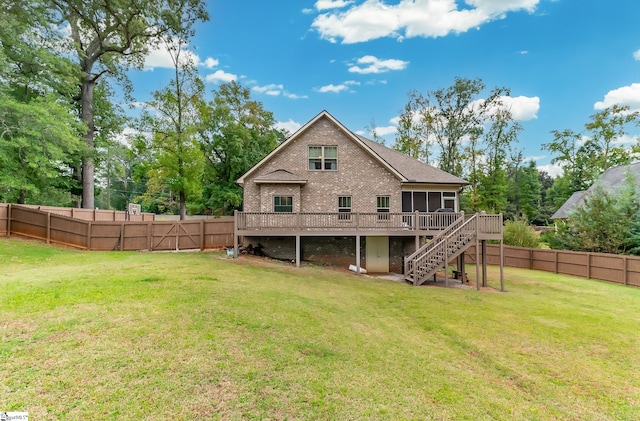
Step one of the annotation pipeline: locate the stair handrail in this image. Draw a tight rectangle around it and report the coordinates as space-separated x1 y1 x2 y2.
407 214 478 284
405 211 465 263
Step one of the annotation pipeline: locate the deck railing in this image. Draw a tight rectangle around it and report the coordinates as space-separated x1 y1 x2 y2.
236 211 463 232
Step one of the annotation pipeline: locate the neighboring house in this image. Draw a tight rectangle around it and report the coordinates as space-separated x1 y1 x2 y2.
552 162 640 220
234 110 502 284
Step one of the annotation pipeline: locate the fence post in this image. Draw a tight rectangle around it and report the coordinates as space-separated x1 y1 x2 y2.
87 221 92 250
200 220 205 251
587 253 591 279
555 251 558 274
120 222 124 251
624 256 628 286
7 203 11 238
148 221 153 251
47 212 51 244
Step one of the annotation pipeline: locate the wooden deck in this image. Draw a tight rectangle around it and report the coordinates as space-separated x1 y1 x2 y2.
235 211 502 239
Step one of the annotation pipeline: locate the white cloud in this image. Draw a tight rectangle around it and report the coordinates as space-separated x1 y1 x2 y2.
612 134 639 145
373 125 398 136
594 83 640 111
253 83 285 96
317 83 350 93
205 70 237 83
252 84 308 99
312 0 540 44
276 119 303 134
315 0 353 11
143 39 220 71
498 95 539 121
536 163 563 178
634 49 640 60
472 95 539 121
202 57 219 69
348 55 409 74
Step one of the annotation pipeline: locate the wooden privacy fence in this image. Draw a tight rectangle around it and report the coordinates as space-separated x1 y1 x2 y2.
1 204 234 251
466 244 640 287
6 203 155 221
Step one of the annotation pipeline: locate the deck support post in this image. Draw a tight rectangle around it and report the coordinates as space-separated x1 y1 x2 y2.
500 239 505 292
355 235 361 275
233 210 239 258
482 239 487 287
295 235 301 268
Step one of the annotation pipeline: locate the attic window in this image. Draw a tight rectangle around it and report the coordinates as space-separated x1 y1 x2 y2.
309 146 337 170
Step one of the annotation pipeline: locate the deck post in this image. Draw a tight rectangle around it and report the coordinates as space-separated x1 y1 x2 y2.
482 240 487 287
476 214 480 291
444 236 449 288
356 235 361 275
500 238 505 292
295 235 301 268
233 210 239 258
414 210 420 230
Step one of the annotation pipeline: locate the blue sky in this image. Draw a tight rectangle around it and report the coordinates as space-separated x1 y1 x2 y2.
128 0 640 176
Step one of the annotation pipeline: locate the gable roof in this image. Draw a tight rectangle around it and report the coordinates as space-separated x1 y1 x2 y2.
238 110 468 186
551 161 640 219
551 190 587 219
355 135 468 185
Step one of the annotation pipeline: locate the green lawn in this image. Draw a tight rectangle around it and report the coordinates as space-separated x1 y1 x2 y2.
1 237 640 420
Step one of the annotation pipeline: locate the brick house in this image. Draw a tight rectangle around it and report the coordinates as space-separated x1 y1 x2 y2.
234 110 502 283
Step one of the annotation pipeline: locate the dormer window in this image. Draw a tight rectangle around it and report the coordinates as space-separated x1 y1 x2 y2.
309 146 337 170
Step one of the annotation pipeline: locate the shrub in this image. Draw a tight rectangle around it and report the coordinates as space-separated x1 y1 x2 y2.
503 216 540 248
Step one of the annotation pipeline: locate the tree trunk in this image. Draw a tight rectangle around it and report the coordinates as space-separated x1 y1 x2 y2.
179 191 186 220
81 77 95 209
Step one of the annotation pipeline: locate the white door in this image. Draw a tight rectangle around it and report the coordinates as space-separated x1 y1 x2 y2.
366 236 389 273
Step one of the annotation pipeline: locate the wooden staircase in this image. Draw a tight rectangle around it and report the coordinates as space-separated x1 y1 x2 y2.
404 213 479 286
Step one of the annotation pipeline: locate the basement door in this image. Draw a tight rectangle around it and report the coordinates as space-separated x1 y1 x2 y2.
366 236 389 273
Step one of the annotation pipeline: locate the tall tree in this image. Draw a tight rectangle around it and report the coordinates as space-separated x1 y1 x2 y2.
139 37 206 220
0 1 83 204
198 81 284 215
543 105 640 206
48 0 208 209
394 77 507 177
477 107 521 213
393 92 431 162
507 157 541 222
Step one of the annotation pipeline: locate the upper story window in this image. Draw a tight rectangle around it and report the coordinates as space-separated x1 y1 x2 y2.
377 196 390 220
309 146 337 171
338 196 352 220
274 196 293 213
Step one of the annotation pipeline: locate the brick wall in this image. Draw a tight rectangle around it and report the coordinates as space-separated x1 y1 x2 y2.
242 234 426 273
242 116 402 213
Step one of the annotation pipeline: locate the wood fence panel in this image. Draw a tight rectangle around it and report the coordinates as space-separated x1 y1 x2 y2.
49 214 88 249
123 223 150 251
531 249 557 273
177 221 201 250
10 205 48 239
0 203 8 236
557 251 588 278
627 259 640 287
88 222 122 251
204 218 234 248
151 222 179 250
590 254 624 284
503 247 531 268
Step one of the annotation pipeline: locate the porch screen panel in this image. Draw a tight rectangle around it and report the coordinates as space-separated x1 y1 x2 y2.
413 192 427 212
428 192 441 211
443 192 456 210
402 192 412 212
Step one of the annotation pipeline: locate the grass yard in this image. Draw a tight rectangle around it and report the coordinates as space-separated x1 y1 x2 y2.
1 237 640 420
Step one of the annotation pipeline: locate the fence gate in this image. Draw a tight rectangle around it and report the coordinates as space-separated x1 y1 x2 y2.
151 222 200 251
